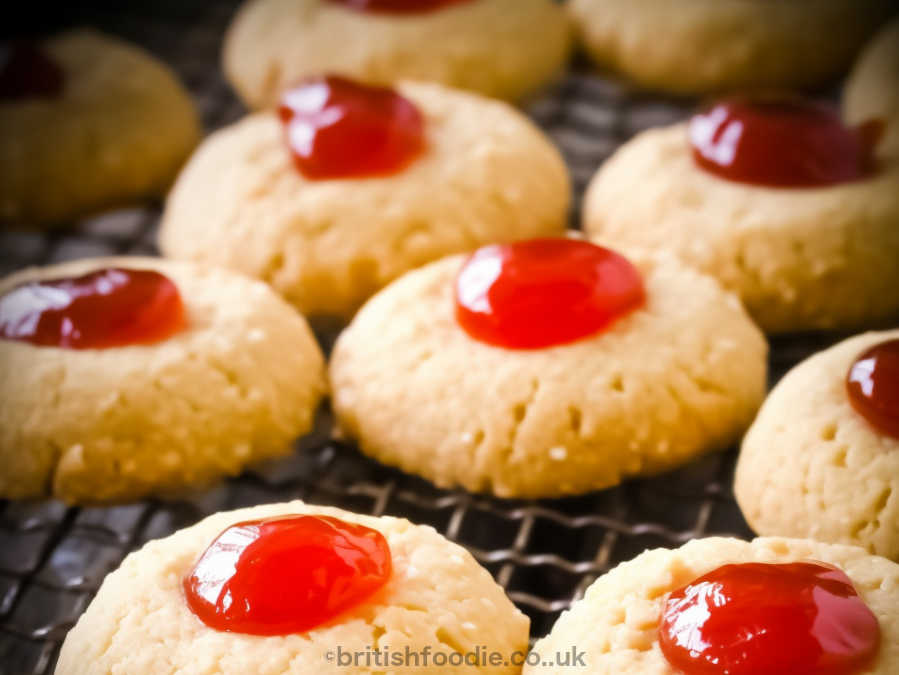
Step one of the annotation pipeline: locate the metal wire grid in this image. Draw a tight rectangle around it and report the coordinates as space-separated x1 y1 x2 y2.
0 3 861 673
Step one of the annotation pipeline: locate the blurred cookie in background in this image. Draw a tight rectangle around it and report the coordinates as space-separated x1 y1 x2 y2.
568 0 894 95
160 77 570 320
844 17 899 160
0 29 200 227
223 0 571 109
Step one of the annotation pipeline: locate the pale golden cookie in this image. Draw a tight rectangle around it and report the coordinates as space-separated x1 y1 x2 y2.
527 536 899 674
223 0 571 109
735 330 899 561
160 81 570 319
329 246 767 498
0 29 200 226
56 501 528 675
582 123 899 333
845 18 899 160
0 257 326 504
568 0 892 95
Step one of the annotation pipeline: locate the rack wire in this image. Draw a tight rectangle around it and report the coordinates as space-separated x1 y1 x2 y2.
0 3 864 673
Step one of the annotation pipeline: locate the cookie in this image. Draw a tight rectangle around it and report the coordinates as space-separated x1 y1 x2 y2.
735 330 899 561
568 0 892 95
0 257 326 504
845 18 899 160
223 0 571 109
582 112 899 333
56 501 528 674
329 239 766 498
159 80 570 319
0 29 200 226
527 536 899 674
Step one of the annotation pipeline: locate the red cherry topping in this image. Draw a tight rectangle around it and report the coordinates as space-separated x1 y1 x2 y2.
847 338 899 439
688 98 880 187
184 515 392 635
278 75 425 179
0 41 64 101
455 238 645 349
659 562 881 675
0 268 186 350
327 0 473 14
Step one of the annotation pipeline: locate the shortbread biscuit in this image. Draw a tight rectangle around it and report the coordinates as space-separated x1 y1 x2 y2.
527 536 899 674
223 0 571 109
160 81 570 319
568 0 892 95
735 330 899 561
56 500 528 675
0 29 200 226
0 257 326 504
845 18 899 160
582 123 899 333
329 247 767 498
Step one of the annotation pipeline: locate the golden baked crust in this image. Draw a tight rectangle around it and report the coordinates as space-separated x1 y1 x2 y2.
582 123 899 333
159 81 570 319
0 257 326 503
56 501 528 674
527 536 899 674
329 246 766 497
0 29 200 226
736 330 899 561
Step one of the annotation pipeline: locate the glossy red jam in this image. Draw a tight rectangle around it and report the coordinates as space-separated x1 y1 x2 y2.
0 41 64 101
0 268 186 349
279 75 424 179
183 515 392 635
659 562 881 675
327 0 473 14
455 238 645 349
688 98 880 187
847 338 899 439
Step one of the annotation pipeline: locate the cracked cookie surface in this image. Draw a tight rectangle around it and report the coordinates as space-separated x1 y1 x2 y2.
582 123 899 333
735 330 899 561
223 0 571 109
526 536 899 674
0 257 326 503
329 246 766 498
159 81 570 320
55 500 528 674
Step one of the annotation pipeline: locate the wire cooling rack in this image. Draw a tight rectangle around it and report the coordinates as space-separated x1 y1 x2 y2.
0 3 873 673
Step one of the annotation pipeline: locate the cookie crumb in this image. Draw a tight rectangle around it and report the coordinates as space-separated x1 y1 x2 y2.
549 446 568 461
